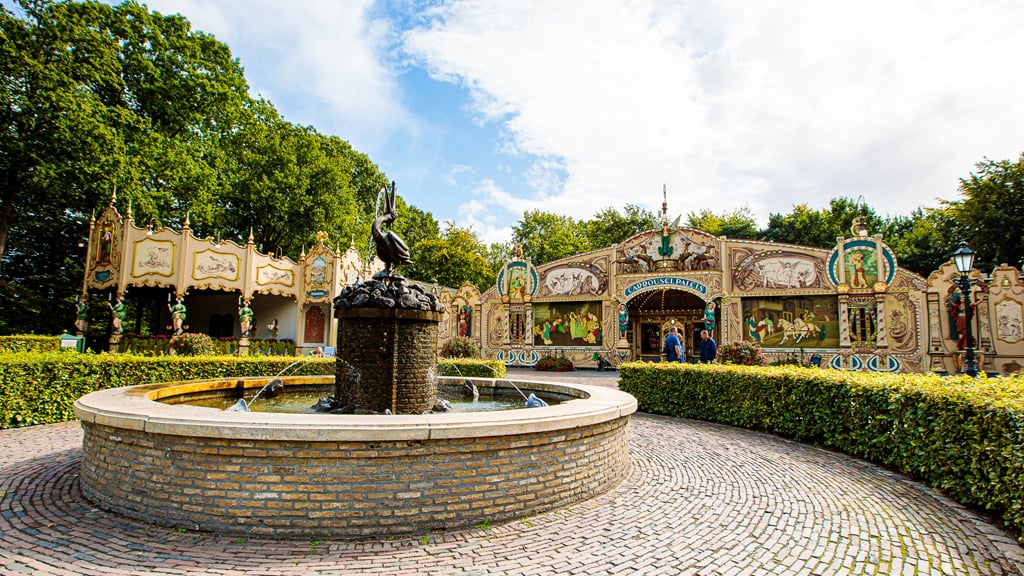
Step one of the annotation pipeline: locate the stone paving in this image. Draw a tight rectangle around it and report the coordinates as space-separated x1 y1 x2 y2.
1 370 1022 575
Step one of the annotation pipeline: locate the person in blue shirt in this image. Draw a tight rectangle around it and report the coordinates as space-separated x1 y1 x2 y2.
699 329 718 363
664 326 684 362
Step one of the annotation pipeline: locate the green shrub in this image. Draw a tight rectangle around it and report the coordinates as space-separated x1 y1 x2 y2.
619 361 1024 543
440 336 479 358
718 341 766 365
0 335 59 353
534 355 574 372
168 333 217 356
437 358 506 378
0 352 335 429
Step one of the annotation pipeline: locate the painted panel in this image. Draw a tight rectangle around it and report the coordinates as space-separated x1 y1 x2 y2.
996 299 1024 343
193 250 240 281
256 265 295 287
741 296 840 348
131 238 176 278
732 250 829 291
885 292 920 354
541 264 606 297
533 301 603 347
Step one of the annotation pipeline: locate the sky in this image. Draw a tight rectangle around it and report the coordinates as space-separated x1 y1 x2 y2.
139 0 1024 245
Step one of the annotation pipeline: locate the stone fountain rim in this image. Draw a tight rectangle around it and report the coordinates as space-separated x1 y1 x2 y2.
73 375 637 443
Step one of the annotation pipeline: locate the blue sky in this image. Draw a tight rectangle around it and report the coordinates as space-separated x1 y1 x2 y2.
140 0 1024 245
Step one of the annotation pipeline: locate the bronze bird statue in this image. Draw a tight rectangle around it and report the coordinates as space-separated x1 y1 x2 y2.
372 181 412 274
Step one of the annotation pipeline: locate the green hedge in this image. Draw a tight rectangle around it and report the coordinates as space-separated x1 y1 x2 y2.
437 358 507 379
619 361 1024 543
0 335 60 353
122 335 296 356
0 352 335 428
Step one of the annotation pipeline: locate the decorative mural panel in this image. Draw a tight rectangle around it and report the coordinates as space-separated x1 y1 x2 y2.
304 306 326 343
533 301 603 347
885 293 920 354
486 304 507 349
731 249 830 291
256 265 294 287
996 299 1024 343
498 261 538 303
131 238 175 278
305 256 330 299
827 240 896 287
741 296 839 348
193 250 240 281
540 260 608 297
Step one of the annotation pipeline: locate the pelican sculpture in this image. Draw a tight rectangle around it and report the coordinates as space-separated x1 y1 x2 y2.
372 181 412 275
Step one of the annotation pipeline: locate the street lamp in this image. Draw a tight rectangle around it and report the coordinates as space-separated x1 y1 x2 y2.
952 241 979 377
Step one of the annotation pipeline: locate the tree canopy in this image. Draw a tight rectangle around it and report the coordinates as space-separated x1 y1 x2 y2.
408 223 494 290
942 154 1024 273
0 0 411 334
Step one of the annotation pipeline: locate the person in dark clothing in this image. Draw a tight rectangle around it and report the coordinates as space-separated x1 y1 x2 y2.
664 326 684 362
699 329 718 363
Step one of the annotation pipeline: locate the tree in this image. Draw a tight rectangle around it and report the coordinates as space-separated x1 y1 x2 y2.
881 208 954 277
0 0 397 334
686 205 760 239
763 198 884 249
408 223 494 289
0 0 250 334
585 204 659 248
942 154 1024 273
512 210 591 265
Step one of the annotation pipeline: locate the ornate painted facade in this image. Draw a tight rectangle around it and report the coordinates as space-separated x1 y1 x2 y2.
471 219 1024 376
80 194 1024 374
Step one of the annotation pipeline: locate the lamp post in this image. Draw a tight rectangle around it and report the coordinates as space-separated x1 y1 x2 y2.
952 241 979 377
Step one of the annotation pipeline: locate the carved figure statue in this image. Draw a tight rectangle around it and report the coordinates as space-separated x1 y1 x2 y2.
238 298 254 338
169 297 186 335
372 181 412 275
108 295 127 335
75 295 89 334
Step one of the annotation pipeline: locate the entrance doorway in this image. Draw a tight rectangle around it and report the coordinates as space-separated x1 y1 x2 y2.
626 288 716 362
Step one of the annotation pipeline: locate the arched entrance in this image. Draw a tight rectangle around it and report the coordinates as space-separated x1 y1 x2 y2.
625 288 717 362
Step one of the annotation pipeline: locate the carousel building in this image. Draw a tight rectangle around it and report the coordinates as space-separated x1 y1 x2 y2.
80 193 1024 375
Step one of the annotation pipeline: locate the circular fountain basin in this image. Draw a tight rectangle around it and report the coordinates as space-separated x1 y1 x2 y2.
74 375 636 539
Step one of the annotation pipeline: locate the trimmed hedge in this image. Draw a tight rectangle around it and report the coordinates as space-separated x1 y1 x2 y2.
619 361 1024 543
0 335 60 354
1 353 508 428
437 358 507 379
0 352 334 428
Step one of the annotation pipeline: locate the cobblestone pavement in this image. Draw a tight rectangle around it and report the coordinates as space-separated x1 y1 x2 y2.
2 373 1023 575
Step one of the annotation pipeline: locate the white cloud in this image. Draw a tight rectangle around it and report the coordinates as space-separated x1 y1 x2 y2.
404 0 1024 226
144 0 414 152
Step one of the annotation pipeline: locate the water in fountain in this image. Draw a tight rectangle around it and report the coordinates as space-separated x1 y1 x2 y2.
437 359 551 408
225 354 323 412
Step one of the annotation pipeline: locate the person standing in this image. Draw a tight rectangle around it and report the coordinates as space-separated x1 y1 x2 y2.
699 329 718 364
664 326 684 363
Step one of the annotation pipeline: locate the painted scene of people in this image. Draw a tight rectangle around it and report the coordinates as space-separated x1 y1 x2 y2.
533 301 603 347
742 296 839 348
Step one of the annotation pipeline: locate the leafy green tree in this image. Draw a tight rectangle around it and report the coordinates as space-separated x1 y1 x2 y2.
213 101 388 258
942 154 1024 273
686 205 760 239
763 198 884 249
585 204 659 248
512 210 591 265
881 208 955 277
486 241 513 272
0 0 250 334
408 223 494 289
0 0 396 334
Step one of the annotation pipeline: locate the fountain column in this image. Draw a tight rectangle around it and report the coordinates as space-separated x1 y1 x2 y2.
335 306 443 414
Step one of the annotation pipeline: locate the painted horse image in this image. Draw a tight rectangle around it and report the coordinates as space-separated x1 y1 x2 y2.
776 317 817 345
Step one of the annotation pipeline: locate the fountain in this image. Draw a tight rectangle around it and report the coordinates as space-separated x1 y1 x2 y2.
74 182 636 538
